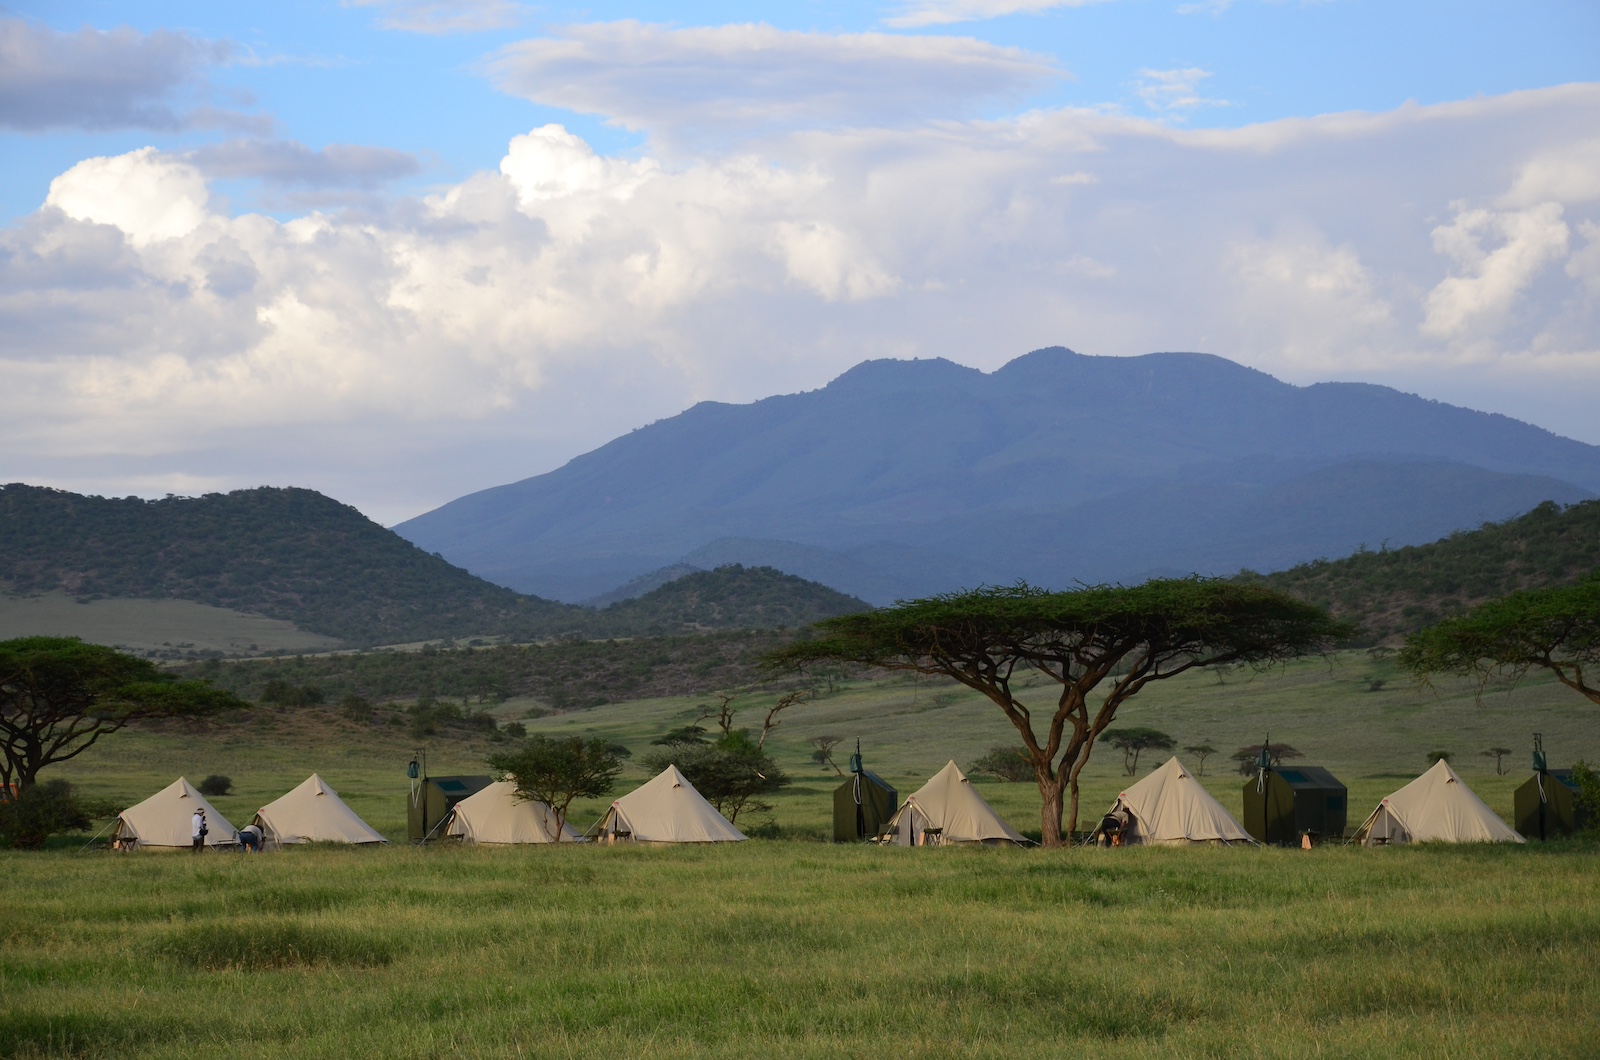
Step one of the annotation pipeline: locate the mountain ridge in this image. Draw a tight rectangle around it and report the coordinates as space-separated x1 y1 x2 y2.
396 347 1600 603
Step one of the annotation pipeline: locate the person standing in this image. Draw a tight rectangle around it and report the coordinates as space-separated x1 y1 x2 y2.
191 808 208 853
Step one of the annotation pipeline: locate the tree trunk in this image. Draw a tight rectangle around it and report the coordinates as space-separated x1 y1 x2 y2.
1036 775 1065 848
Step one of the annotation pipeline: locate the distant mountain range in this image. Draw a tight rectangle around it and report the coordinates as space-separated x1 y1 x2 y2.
0 485 866 647
395 348 1600 604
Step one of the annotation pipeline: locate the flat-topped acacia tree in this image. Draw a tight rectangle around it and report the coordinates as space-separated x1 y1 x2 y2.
766 579 1352 847
1400 571 1600 706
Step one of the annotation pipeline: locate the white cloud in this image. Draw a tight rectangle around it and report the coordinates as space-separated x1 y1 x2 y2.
1422 202 1570 339
45 148 211 246
0 18 241 131
1501 138 1600 208
1133 67 1227 114
346 0 523 35
883 0 1116 28
1 84 1598 519
487 22 1062 140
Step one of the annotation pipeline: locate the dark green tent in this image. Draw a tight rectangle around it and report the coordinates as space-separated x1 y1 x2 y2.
1242 766 1347 845
1515 770 1588 840
408 775 493 842
834 770 897 843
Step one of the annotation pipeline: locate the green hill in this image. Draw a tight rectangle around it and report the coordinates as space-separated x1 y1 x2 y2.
0 483 575 646
596 564 868 633
1246 499 1600 643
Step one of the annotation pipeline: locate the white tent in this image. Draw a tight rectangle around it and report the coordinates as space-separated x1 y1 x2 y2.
593 765 746 843
113 777 238 850
1101 757 1254 846
880 760 1026 847
253 774 387 847
445 781 579 844
1352 759 1525 846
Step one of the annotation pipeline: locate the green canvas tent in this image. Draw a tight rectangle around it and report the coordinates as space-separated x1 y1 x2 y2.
1514 769 1589 840
1242 765 1347 844
408 775 493 842
833 769 897 843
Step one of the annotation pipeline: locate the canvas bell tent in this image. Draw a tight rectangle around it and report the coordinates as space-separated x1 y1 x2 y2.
834 768 897 843
1242 765 1348 845
112 777 237 850
592 765 746 844
1514 769 1589 840
879 760 1025 847
445 781 579 844
1099 757 1254 846
408 774 493 842
1352 760 1524 846
253 774 387 847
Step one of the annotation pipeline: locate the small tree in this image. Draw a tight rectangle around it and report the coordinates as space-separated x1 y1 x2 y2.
970 745 1034 782
1184 743 1218 776
1480 747 1513 775
0 637 243 792
1232 743 1304 775
1571 761 1600 833
1400 572 1600 706
1427 750 1452 765
809 735 844 775
643 731 789 824
1103 727 1176 776
0 780 116 849
488 735 627 842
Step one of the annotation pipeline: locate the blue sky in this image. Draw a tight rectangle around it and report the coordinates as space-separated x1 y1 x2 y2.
1 1 1597 520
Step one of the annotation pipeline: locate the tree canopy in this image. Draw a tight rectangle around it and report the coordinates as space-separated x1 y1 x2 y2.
767 578 1352 846
1103 727 1176 776
642 730 789 824
1399 571 1600 706
488 735 628 841
0 637 242 792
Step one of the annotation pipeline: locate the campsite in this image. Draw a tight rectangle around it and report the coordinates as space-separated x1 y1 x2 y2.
5 643 1598 1056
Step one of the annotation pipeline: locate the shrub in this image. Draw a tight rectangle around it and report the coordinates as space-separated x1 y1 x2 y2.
197 775 232 797
501 722 526 739
1427 750 1452 765
0 781 110 849
1570 761 1600 834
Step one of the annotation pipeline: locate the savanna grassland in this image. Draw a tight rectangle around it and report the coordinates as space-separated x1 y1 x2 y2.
8 650 1600 1058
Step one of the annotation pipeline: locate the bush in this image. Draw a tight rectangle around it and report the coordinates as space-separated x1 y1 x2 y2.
339 694 373 723
1571 761 1600 834
1427 750 1452 765
0 781 109 849
970 745 1033 782
501 721 527 739
197 775 232 797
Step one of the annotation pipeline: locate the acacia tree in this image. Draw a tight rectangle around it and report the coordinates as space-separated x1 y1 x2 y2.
0 637 242 792
1400 572 1600 705
488 735 627 842
1184 743 1218 776
767 579 1350 847
1103 727 1176 776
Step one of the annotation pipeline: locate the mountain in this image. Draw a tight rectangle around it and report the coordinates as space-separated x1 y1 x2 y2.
395 347 1600 603
0 486 869 647
1247 498 1600 644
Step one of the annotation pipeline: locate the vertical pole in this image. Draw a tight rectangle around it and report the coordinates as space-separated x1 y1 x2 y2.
1534 733 1546 842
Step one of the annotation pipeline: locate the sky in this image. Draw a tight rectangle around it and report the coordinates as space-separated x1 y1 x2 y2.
1 1 1597 525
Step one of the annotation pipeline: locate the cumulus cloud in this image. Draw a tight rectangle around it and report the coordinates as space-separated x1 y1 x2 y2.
189 139 422 188
883 0 1115 28
486 22 1063 140
1 84 1597 520
0 18 242 132
346 0 523 35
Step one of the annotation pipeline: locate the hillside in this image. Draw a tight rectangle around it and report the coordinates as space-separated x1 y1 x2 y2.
596 564 868 633
1248 499 1600 643
396 347 1599 603
0 484 575 646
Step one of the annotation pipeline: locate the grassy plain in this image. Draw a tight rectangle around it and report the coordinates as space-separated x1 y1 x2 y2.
4 839 1597 1058
13 649 1599 1058
0 592 339 656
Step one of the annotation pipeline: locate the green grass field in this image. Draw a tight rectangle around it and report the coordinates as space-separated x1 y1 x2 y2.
4 840 1597 1058
0 592 338 656
9 650 1599 1057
